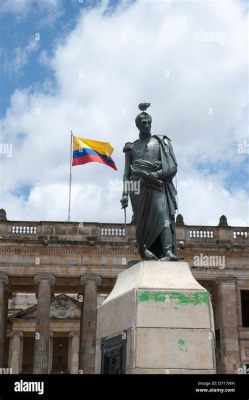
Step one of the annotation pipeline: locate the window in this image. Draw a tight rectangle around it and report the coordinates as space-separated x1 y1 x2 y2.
52 337 69 374
22 337 34 373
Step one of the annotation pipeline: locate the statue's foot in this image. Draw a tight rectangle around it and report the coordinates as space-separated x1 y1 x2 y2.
140 246 158 260
160 250 183 262
159 256 170 261
143 249 158 260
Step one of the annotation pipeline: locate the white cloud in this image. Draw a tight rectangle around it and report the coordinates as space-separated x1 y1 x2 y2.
4 36 40 78
177 172 249 227
0 0 248 226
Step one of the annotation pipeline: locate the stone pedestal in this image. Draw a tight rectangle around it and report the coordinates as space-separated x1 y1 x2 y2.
96 261 216 374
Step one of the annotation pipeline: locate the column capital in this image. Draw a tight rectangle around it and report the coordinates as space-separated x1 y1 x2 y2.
0 272 8 285
69 331 80 338
80 274 101 287
10 331 23 338
34 272 55 286
218 277 236 287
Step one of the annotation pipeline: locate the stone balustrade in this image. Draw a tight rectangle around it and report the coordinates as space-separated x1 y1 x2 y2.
0 220 248 247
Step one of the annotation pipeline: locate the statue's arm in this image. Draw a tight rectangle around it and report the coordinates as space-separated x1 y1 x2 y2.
152 136 177 180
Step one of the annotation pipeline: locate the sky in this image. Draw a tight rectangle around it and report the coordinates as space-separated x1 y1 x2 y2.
0 0 248 226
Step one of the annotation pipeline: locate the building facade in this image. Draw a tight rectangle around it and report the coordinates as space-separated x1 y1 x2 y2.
0 210 248 374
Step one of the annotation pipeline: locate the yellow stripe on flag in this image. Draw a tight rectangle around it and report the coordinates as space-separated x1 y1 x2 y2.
73 136 114 157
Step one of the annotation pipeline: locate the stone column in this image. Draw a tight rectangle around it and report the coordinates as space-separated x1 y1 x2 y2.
33 272 55 374
9 331 23 374
0 272 8 367
79 274 101 374
69 331 80 374
48 332 53 374
218 278 241 373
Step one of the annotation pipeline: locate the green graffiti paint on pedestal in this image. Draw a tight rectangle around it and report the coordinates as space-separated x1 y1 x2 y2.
177 338 188 352
137 290 209 305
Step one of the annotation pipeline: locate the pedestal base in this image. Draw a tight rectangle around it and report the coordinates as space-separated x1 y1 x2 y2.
96 261 216 374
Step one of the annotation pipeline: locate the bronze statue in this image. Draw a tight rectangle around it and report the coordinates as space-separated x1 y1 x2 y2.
120 103 181 261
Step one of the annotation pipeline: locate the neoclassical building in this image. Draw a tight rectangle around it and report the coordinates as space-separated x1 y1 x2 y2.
0 209 248 374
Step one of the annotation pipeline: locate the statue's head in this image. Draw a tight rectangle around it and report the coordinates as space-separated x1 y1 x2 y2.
135 103 152 135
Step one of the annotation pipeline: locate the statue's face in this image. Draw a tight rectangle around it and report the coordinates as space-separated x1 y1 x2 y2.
139 116 151 134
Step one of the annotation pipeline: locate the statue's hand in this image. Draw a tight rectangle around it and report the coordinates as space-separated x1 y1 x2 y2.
120 194 128 209
145 172 161 184
146 172 160 180
144 172 163 190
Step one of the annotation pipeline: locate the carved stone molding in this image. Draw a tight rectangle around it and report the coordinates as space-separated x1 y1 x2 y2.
50 297 75 319
0 247 139 257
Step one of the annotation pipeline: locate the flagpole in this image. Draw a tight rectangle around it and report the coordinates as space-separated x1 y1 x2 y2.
68 131 73 221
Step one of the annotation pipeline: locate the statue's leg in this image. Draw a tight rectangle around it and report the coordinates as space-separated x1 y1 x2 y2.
160 227 172 249
160 227 182 261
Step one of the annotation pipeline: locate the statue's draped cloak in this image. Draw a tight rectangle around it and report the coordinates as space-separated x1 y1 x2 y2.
129 135 178 258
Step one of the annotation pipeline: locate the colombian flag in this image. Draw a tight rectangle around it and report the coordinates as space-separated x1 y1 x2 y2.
72 136 117 170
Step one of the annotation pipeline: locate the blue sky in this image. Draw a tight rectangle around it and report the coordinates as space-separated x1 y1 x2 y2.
0 0 132 117
0 0 83 116
0 0 248 225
